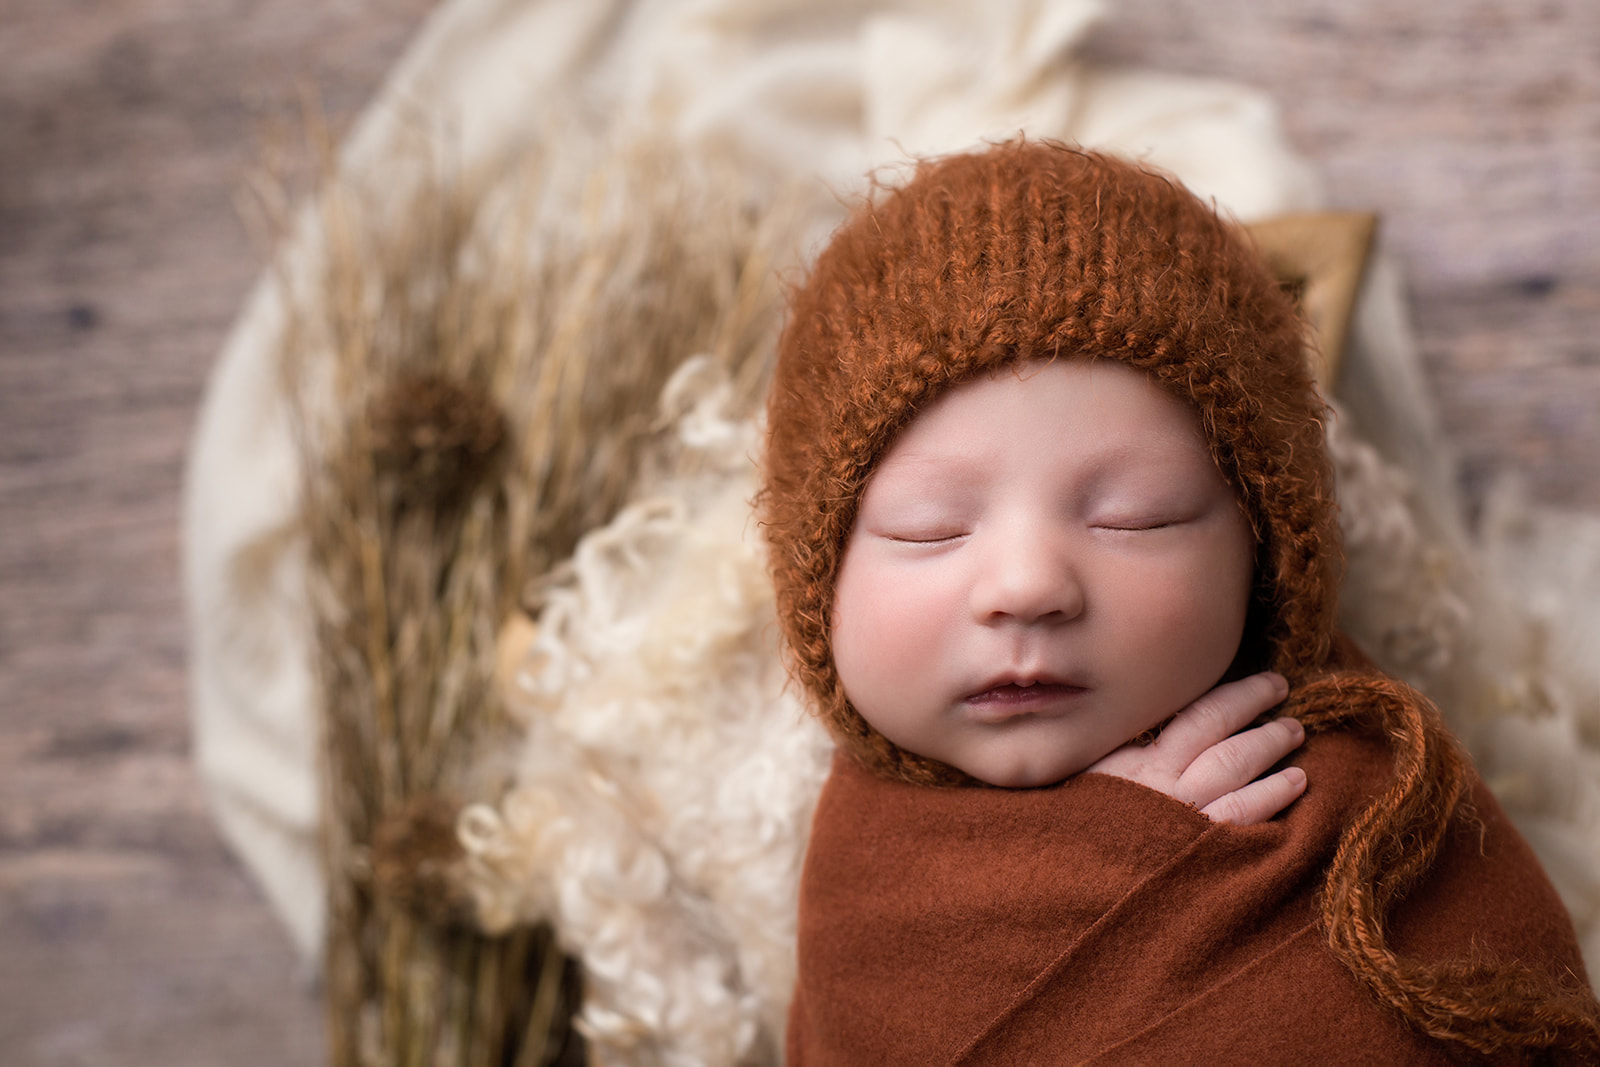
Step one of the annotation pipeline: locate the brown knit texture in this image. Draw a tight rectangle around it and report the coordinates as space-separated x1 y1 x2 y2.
1290 671 1600 1054
761 140 1600 1055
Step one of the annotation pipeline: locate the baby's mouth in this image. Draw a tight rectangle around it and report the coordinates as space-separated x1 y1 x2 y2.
966 684 1081 700
966 680 1089 712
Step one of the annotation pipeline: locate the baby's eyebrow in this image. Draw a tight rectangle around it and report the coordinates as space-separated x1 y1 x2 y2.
871 416 1219 488
869 445 988 479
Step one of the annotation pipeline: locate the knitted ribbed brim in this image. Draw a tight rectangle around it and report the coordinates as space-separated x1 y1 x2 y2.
762 140 1340 784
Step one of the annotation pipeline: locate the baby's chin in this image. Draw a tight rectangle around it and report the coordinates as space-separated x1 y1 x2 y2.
954 752 1085 790
870 718 1100 789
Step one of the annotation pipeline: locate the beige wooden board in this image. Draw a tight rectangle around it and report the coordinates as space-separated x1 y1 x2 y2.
0 1 438 1063
1 1 1597 1063
1084 0 1600 510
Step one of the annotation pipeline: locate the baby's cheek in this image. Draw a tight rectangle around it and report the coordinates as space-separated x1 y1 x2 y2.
832 553 896 689
1137 565 1250 678
833 552 956 714
836 560 924 663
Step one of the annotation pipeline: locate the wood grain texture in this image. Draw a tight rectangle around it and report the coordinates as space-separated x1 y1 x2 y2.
1082 0 1600 509
0 2 1596 1064
0 2 439 1063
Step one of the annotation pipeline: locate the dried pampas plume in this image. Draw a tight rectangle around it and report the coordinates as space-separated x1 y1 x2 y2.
371 791 477 928
259 104 791 1067
369 373 507 512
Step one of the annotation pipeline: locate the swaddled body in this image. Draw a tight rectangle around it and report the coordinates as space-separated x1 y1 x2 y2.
794 725 1581 1063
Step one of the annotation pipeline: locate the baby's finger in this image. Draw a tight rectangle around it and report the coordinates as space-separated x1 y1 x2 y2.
1153 672 1290 765
1172 716 1306 810
1200 766 1308 826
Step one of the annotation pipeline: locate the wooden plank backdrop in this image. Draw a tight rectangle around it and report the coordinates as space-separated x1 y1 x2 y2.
1 2 1595 1063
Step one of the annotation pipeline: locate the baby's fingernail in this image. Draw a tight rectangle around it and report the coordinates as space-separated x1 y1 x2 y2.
1284 766 1308 791
1263 671 1289 696
1281 717 1305 741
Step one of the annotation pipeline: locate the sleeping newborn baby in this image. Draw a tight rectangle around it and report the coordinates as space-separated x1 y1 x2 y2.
761 140 1600 1063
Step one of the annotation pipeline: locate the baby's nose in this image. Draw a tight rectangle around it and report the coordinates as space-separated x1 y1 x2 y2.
969 525 1084 624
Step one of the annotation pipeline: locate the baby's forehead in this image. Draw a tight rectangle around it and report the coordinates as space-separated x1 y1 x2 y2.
885 359 1211 447
860 358 1224 490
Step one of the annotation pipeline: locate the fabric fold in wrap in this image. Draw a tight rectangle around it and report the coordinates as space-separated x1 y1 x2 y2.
790 729 1591 1064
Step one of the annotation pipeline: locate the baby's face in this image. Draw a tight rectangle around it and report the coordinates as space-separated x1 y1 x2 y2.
831 359 1255 787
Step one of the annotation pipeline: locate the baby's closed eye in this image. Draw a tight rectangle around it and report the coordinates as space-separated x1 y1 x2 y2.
1090 516 1182 532
857 499 973 545
1086 491 1220 533
1088 506 1197 532
880 527 969 545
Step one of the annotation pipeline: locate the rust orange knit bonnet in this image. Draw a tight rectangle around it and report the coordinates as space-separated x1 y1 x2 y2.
762 140 1340 784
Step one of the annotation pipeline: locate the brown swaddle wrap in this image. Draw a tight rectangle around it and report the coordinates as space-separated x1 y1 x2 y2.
790 726 1590 1064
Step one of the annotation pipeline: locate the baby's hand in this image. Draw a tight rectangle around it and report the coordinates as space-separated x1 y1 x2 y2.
1085 673 1305 825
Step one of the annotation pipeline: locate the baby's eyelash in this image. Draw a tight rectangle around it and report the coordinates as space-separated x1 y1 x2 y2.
884 531 965 544
1095 519 1178 532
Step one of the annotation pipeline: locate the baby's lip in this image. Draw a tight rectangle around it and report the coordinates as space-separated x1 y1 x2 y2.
963 678 1090 723
965 674 1089 705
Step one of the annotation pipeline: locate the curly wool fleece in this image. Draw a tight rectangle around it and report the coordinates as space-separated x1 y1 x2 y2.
762 140 1339 785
